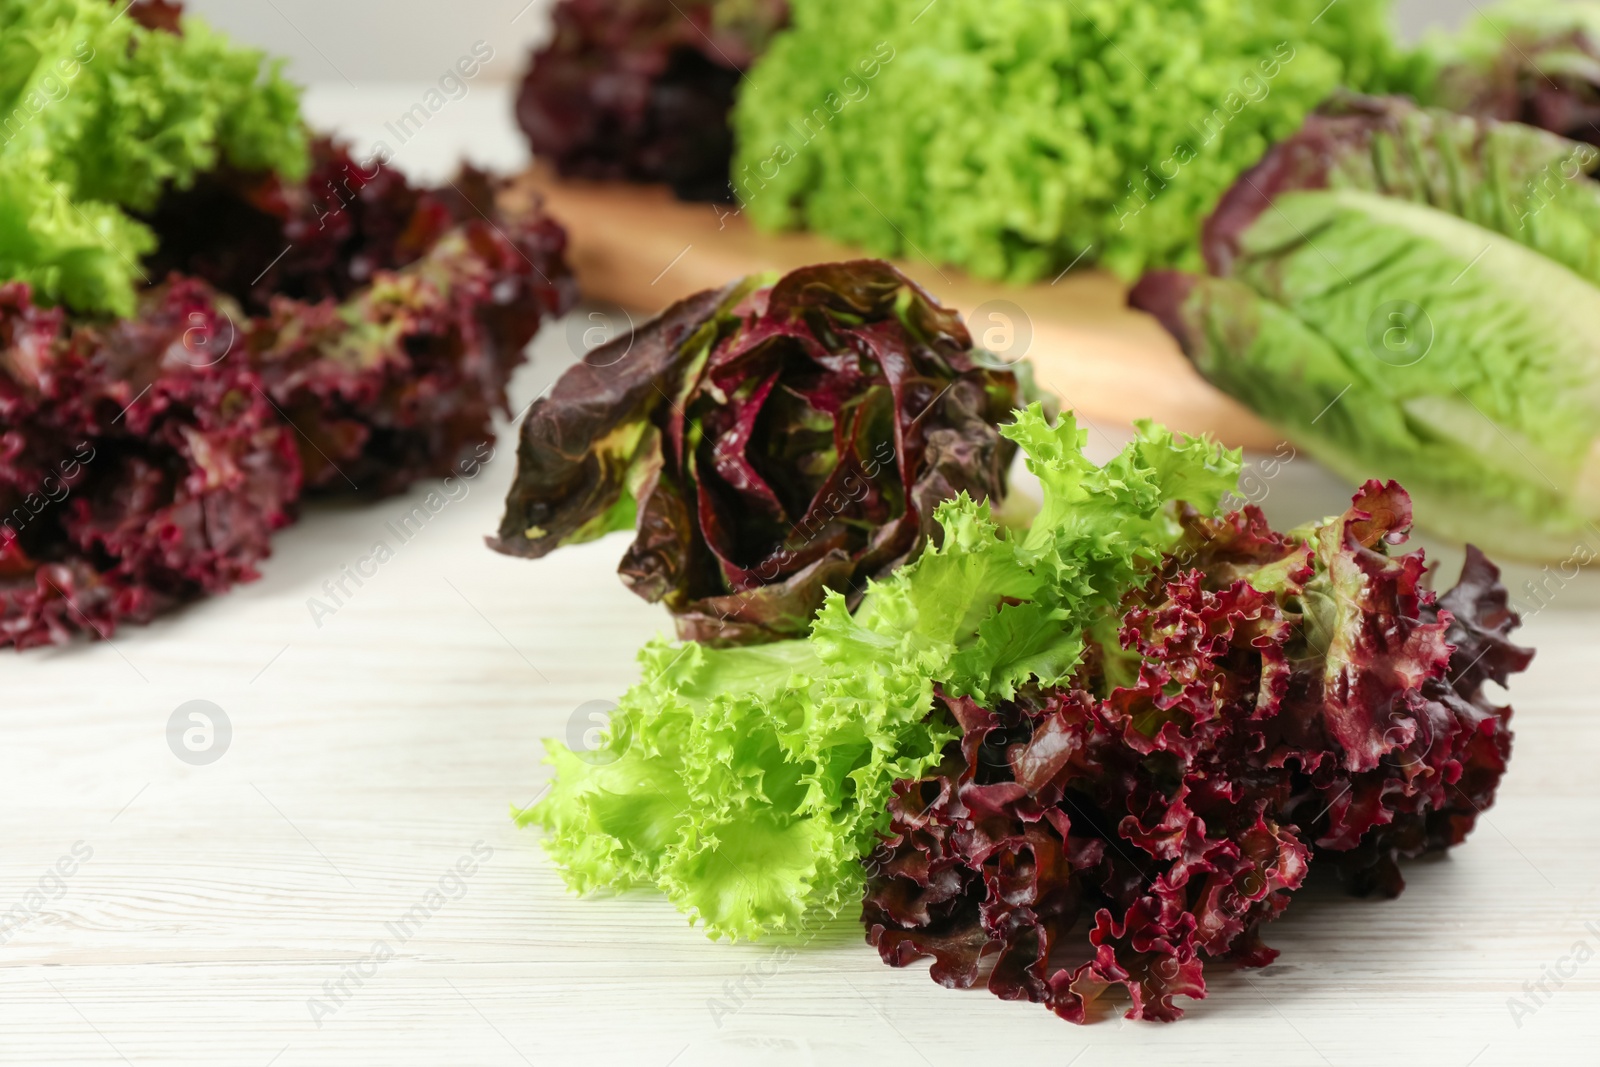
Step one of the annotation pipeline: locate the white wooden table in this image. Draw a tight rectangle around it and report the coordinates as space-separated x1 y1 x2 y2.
4 86 1599 1067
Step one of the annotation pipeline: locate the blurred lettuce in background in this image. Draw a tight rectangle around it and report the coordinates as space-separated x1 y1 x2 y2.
730 0 1419 282
1414 0 1600 146
0 0 307 316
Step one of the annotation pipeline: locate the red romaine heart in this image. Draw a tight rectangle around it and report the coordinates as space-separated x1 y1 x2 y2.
493 260 1033 645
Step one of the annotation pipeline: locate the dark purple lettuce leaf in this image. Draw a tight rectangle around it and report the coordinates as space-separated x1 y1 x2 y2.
516 0 789 201
127 0 184 34
1 280 301 649
493 259 1030 645
143 138 461 314
243 190 576 495
863 483 1530 1022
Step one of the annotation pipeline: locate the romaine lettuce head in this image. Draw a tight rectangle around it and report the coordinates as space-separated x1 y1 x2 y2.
1132 96 1600 561
493 260 1032 647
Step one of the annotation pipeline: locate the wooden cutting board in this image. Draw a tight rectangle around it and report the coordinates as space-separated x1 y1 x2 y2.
508 166 1278 451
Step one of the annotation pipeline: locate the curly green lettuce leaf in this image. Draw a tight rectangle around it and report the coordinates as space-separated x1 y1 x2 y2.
731 0 1412 281
0 0 308 314
0 155 155 316
519 405 1240 940
66 14 307 209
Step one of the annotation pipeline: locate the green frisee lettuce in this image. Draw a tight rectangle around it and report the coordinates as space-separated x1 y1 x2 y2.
731 0 1413 282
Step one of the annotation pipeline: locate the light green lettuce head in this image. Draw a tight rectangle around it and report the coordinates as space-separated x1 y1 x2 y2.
731 0 1413 282
0 0 307 316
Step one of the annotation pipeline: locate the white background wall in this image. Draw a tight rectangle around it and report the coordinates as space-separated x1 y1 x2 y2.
182 0 558 85
184 0 1477 85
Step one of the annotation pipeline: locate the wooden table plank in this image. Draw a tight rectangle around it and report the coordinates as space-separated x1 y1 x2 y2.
512 167 1280 450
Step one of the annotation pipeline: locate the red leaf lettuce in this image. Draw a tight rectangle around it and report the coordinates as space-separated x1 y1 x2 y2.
2 144 575 648
1419 1 1600 149
516 0 789 201
862 482 1532 1021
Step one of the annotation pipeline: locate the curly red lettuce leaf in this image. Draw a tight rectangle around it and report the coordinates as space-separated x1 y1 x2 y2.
516 0 789 201
1 280 300 649
493 259 1029 645
862 482 1530 1022
142 137 458 313
242 180 576 495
